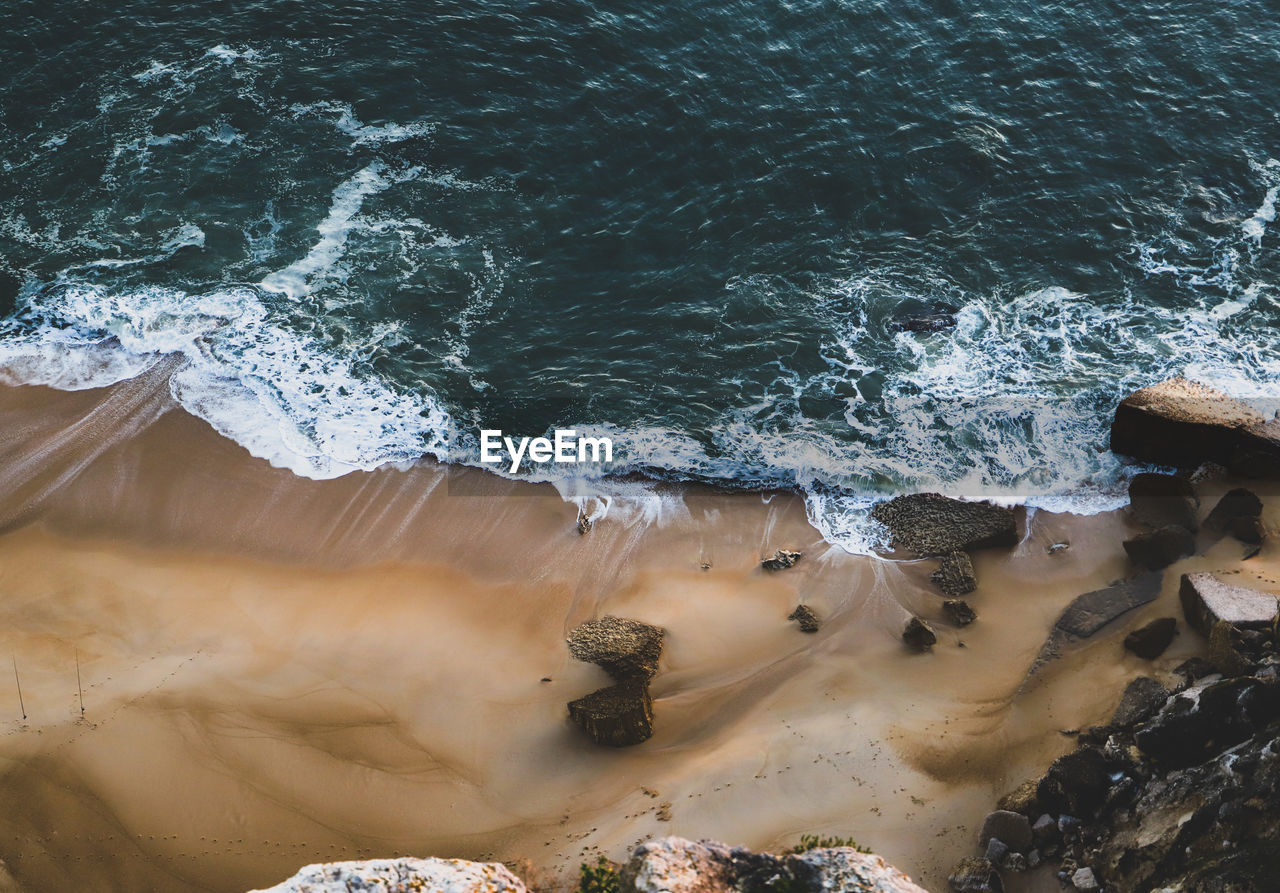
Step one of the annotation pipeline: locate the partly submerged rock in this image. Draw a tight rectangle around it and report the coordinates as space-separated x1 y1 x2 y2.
249 858 528 893
944 599 977 626
903 616 937 651
1110 377 1280 475
1128 472 1200 532
762 549 802 570
871 493 1017 557
1179 572 1279 636
567 616 665 682
1123 617 1178 659
1122 524 1196 570
931 551 977 596
620 836 928 893
787 604 821 633
946 856 1003 893
567 681 654 747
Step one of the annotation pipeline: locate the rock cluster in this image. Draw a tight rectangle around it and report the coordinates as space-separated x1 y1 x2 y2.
566 616 665 746
621 836 928 893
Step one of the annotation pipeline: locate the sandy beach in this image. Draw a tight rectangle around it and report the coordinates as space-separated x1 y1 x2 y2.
0 363 1268 892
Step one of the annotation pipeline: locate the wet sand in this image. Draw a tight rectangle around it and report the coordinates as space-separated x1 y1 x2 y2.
0 364 1269 892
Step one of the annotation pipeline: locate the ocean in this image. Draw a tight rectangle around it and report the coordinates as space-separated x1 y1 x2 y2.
1 0 1277 550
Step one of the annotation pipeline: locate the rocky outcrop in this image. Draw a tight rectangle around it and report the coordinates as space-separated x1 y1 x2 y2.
1178 572 1278 635
931 551 977 596
1122 524 1195 569
249 858 528 893
1126 472 1199 532
620 836 928 893
788 604 821 633
1110 377 1280 475
870 494 1017 557
762 549 802 570
903 616 937 650
567 616 665 745
1123 617 1177 659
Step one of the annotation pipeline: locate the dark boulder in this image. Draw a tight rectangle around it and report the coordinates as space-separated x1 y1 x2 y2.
996 779 1039 816
567 616 665 682
903 616 937 651
1205 487 1263 531
931 551 977 596
943 599 977 626
1110 377 1280 475
1123 617 1178 659
1111 676 1171 727
1123 524 1196 569
1035 747 1111 819
1179 573 1279 636
1029 574 1163 675
887 301 958 335
979 810 1033 853
787 604 821 633
1135 675 1280 768
567 681 654 746
1228 515 1266 545
1128 473 1199 532
761 549 802 570
871 493 1017 557
947 857 1003 893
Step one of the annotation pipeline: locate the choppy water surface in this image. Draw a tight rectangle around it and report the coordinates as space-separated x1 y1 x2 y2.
1 0 1278 549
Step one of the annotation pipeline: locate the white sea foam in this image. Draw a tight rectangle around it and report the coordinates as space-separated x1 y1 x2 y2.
1243 159 1280 245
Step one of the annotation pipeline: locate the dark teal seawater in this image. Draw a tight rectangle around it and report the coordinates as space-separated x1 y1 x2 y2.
1 0 1278 546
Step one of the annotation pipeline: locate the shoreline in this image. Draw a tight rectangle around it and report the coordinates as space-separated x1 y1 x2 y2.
0 365 1267 891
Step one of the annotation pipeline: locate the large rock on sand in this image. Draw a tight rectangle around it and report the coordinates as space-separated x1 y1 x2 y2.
1128 473 1199 531
871 493 1017 557
568 616 665 681
250 858 527 893
568 681 654 747
931 551 977 596
621 836 928 893
1122 525 1195 570
1179 572 1279 635
1029 574 1163 675
1111 377 1280 475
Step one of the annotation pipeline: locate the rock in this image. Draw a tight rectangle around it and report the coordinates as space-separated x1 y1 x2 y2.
577 512 593 535
1135 674 1280 768
931 551 977 596
1207 620 1249 677
1054 573 1164 639
1110 377 1280 475
620 836 929 893
1031 814 1058 845
567 616 665 682
787 604 821 633
1123 617 1178 659
249 858 528 893
762 549 802 570
870 493 1017 557
1071 866 1099 891
1228 514 1266 545
1110 676 1171 727
903 616 937 651
996 779 1040 815
947 856 1003 893
943 599 977 626
983 838 1009 866
1205 487 1263 531
1128 472 1200 532
567 681 654 746
1003 852 1027 872
1048 542 1070 555
1172 656 1220 684
979 810 1033 853
1122 524 1196 569
887 302 958 335
1179 572 1279 636
1031 574 1164 674
1036 747 1110 819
